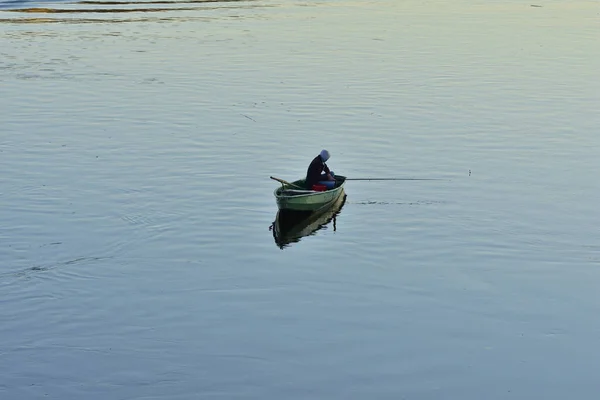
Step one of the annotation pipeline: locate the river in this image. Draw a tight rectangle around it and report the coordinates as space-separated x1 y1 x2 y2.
1 0 600 398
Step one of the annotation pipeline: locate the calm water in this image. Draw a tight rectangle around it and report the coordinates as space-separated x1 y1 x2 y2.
2 0 600 398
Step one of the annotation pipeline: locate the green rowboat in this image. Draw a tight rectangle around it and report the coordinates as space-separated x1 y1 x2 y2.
273 175 346 212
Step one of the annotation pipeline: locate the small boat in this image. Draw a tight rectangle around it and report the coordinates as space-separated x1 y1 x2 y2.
273 175 347 212
272 192 347 248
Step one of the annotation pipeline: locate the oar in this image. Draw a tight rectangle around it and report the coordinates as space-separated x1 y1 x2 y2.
270 176 305 190
345 178 443 181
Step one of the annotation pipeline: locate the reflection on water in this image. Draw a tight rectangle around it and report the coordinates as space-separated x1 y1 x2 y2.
272 192 347 249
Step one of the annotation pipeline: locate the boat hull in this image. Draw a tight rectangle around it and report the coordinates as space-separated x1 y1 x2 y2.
274 176 346 212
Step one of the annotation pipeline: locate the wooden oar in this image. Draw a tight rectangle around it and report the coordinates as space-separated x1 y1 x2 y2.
270 176 305 190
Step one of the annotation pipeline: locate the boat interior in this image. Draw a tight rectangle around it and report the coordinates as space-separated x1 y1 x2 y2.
278 176 346 196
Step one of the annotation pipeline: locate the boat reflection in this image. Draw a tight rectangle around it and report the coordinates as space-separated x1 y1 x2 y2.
272 192 347 249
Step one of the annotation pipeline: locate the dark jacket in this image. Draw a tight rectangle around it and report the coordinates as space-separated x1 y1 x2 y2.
305 155 331 188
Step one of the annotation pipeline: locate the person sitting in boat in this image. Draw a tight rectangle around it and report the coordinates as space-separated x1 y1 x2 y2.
306 149 336 190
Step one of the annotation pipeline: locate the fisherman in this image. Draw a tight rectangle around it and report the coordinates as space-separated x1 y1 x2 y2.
306 149 336 189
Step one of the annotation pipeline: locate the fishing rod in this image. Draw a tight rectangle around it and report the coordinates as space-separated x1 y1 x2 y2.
344 178 444 181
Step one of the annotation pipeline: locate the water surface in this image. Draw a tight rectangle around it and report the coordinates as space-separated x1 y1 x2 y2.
2 1 600 398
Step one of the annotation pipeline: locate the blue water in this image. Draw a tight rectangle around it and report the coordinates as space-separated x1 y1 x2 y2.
2 0 600 398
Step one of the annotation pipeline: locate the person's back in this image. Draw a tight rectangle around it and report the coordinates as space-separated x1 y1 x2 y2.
305 149 334 189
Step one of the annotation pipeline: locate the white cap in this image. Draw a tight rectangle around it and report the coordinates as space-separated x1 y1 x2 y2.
320 149 330 162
